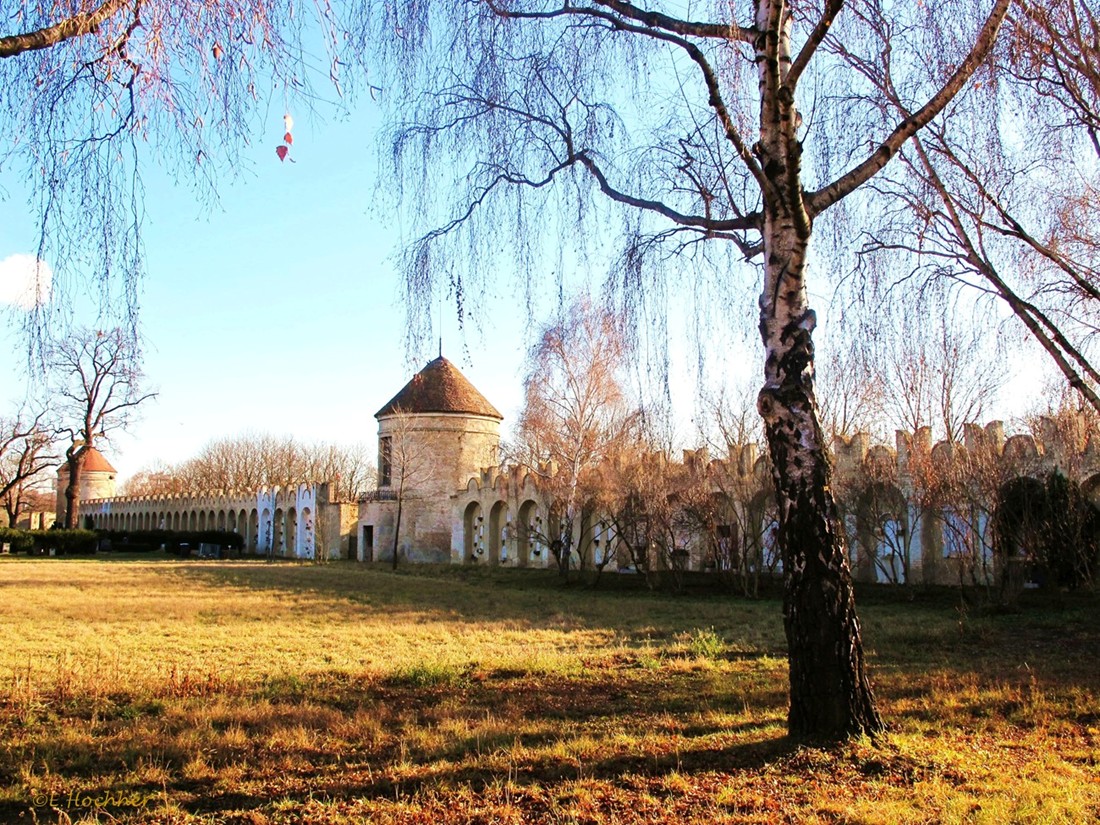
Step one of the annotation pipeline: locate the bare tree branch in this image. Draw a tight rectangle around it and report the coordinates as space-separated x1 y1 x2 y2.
807 0 1012 218
0 0 131 58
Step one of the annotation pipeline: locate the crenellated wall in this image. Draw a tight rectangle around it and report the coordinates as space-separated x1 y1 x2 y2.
447 416 1100 588
450 465 553 567
833 417 1100 587
73 410 1100 588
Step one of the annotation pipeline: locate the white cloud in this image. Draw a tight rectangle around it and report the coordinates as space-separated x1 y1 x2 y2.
0 254 52 310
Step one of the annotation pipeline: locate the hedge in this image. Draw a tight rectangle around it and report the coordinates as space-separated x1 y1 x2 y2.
0 529 100 555
0 527 35 553
96 529 244 554
0 528 245 555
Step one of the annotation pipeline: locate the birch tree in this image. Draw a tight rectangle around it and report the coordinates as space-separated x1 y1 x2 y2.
361 0 1031 739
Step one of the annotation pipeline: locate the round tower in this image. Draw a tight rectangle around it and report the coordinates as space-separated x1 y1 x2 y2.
374 355 502 498
56 446 118 524
362 356 502 563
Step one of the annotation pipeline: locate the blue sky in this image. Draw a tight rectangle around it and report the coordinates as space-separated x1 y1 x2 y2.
0 102 540 480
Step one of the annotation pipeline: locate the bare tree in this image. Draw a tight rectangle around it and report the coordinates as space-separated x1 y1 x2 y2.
877 301 1007 443
0 410 57 526
699 393 776 596
125 434 374 501
816 340 885 444
303 441 375 503
119 459 190 496
900 425 1014 602
378 407 432 570
599 442 692 591
51 327 155 527
509 296 640 579
833 445 916 587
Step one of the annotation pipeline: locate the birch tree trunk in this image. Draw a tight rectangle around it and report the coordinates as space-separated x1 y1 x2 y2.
757 228 883 738
754 0 883 739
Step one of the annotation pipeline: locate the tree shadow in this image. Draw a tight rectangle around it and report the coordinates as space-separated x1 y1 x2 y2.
158 560 785 639
171 730 800 819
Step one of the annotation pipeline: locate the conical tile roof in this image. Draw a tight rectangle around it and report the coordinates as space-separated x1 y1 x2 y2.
375 356 502 420
59 446 117 474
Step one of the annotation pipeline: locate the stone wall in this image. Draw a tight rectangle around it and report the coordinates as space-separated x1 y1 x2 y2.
80 483 356 560
448 417 1100 589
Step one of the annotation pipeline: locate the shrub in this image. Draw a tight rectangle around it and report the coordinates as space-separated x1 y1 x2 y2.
0 528 35 553
685 627 724 660
31 530 97 555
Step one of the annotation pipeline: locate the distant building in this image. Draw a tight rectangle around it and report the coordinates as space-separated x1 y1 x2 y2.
357 355 502 563
56 446 118 522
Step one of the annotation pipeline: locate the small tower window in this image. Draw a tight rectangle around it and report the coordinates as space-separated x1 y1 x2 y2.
379 436 392 487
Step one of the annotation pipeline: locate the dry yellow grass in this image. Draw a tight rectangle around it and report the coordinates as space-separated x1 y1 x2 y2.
0 557 1097 823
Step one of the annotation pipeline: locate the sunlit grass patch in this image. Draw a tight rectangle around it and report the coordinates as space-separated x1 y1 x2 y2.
681 626 725 661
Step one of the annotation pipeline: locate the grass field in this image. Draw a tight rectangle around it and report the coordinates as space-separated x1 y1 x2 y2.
0 556 1097 823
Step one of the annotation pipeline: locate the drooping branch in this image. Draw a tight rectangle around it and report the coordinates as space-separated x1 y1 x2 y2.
416 148 760 250
907 134 1100 414
412 158 578 245
941 143 1100 307
403 81 763 250
855 32 1100 412
1009 0 1100 157
592 0 756 41
487 0 775 199
574 150 760 233
488 0 757 41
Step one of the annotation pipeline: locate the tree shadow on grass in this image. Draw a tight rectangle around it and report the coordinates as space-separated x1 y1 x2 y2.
4 666 795 821
169 563 1100 697
159 560 787 640
175 729 800 819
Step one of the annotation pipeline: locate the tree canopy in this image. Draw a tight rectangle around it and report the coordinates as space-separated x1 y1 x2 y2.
0 0 342 352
